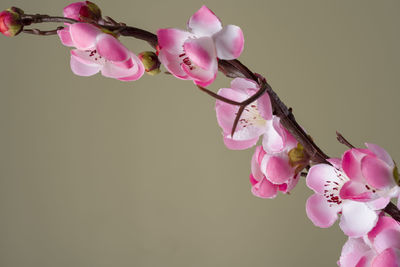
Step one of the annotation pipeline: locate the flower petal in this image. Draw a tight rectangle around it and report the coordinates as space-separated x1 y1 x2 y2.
265 155 293 184
365 143 395 168
157 28 191 54
374 229 400 253
306 164 339 194
372 248 400 267
96 34 130 63
342 149 364 182
158 50 189 80
361 155 396 189
257 93 272 121
69 23 100 50
306 194 339 228
339 237 372 267
181 61 217 86
223 135 258 150
339 201 378 237
251 177 278 199
230 77 259 92
262 117 286 153
183 36 216 70
57 27 74 47
213 25 244 60
70 51 101 76
368 216 400 243
340 181 374 201
101 53 144 81
187 5 222 36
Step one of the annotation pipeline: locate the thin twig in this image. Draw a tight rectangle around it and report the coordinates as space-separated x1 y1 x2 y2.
336 131 355 149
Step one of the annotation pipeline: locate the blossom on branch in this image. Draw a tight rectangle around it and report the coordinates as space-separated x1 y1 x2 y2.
157 5 244 86
306 144 400 237
215 78 278 151
338 215 400 267
57 23 144 81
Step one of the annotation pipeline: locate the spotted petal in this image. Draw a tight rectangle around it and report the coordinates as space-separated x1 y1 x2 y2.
306 194 340 228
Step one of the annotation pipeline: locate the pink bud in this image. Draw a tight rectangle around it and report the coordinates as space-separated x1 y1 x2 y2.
63 1 102 22
0 7 24 37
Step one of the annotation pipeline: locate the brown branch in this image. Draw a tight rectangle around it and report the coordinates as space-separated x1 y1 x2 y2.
384 202 400 223
11 11 400 222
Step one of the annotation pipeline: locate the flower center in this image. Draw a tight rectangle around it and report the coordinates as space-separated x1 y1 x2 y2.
179 52 194 70
87 49 106 64
323 169 348 206
238 103 265 129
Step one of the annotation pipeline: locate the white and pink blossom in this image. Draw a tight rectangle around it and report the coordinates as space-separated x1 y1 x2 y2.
338 215 400 267
215 77 288 152
57 23 144 81
306 144 400 237
157 5 244 86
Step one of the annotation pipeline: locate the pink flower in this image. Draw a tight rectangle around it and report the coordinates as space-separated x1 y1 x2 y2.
157 5 244 87
306 144 399 237
0 7 23 37
63 1 102 22
57 23 144 81
215 78 284 151
338 215 400 267
340 144 400 209
250 142 303 198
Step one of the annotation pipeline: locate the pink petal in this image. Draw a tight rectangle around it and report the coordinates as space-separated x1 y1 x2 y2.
327 158 342 169
69 23 100 50
101 53 144 81
372 248 400 267
306 194 339 228
223 135 258 150
361 155 396 189
181 61 217 86
230 77 259 92
374 228 400 253
157 28 191 54
369 216 400 243
70 51 101 76
265 155 293 184
342 149 364 182
257 93 272 120
187 5 222 36
365 143 395 168
340 181 374 201
262 117 286 153
183 36 216 70
339 201 378 237
251 177 278 199
281 173 300 193
251 146 265 181
213 25 244 60
158 50 189 80
96 34 130 64
57 27 74 47
306 164 340 194
339 238 372 267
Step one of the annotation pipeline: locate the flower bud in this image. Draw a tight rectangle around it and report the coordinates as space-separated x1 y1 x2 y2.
138 51 161 75
0 7 24 37
63 1 102 22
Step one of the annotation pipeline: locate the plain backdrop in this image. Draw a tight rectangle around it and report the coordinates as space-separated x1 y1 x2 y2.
1 0 400 266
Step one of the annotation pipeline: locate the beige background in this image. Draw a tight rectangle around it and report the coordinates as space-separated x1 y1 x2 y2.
1 0 400 266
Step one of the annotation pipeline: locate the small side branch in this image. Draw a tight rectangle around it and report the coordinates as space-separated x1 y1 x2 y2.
336 132 355 149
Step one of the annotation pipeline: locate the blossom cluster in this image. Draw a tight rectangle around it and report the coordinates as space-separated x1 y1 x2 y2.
1 2 400 265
